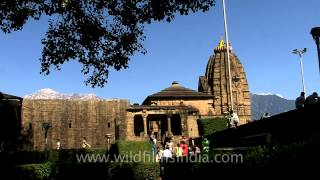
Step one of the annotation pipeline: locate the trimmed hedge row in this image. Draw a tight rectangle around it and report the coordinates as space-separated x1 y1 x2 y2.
5 141 159 180
14 162 160 180
55 162 159 180
197 117 228 136
116 140 152 154
15 162 52 180
163 137 320 178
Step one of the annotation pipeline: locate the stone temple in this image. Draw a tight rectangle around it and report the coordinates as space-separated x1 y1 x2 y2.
18 40 251 150
126 40 251 141
198 40 251 124
125 81 214 141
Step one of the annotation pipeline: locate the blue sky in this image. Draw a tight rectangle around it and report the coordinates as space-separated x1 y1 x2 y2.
1 0 320 103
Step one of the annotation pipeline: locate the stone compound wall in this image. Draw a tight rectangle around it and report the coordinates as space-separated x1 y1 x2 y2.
21 99 129 150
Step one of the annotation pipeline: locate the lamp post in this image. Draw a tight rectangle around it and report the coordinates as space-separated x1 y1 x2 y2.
292 48 307 93
42 122 51 160
105 134 112 151
311 27 320 73
42 122 51 150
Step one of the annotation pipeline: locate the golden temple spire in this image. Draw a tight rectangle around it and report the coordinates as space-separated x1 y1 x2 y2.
219 38 225 49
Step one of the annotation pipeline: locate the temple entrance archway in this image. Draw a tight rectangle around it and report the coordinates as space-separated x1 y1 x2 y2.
171 114 182 135
134 115 144 136
147 114 168 140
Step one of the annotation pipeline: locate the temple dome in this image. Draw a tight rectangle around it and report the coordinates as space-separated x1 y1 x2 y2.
142 81 213 105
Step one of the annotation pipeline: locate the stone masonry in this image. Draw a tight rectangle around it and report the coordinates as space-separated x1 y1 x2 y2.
21 99 129 150
199 41 251 124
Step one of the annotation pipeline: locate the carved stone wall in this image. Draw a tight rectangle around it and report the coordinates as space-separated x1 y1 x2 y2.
149 99 215 116
125 107 199 141
199 44 251 124
21 99 129 150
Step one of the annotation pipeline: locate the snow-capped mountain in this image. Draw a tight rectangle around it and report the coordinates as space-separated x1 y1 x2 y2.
23 88 102 100
24 89 295 118
254 93 285 99
251 93 295 120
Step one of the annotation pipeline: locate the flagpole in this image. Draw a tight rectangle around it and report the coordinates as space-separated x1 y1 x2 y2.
222 0 234 111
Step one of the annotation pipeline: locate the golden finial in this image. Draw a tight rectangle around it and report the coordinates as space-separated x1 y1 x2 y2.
219 38 225 49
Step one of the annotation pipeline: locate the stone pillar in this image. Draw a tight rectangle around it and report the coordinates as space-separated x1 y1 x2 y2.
158 120 161 140
143 115 147 136
167 116 172 134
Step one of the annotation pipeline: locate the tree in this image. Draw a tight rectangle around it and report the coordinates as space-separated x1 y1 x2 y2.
0 0 215 87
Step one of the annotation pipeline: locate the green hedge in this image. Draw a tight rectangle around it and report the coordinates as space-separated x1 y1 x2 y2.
116 141 152 154
0 149 108 165
9 144 159 179
14 162 159 180
115 140 153 161
0 151 47 165
197 117 228 136
15 162 52 180
162 138 320 178
54 149 107 165
108 162 160 180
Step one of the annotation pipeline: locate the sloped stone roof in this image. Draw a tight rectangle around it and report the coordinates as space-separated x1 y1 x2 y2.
143 81 213 105
127 104 199 112
0 92 23 100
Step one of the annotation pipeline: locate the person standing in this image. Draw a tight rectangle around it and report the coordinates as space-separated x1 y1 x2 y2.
295 92 305 109
150 134 157 157
156 146 163 162
228 110 239 128
174 143 183 157
305 92 318 107
56 139 61 150
180 141 189 157
260 112 270 120
82 137 91 149
162 146 172 158
202 138 209 154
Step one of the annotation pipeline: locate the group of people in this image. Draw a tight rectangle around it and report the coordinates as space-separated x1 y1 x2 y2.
226 110 240 129
295 91 318 109
150 133 209 162
56 137 91 150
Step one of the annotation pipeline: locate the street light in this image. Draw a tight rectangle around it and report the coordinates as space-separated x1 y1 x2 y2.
42 122 51 149
105 134 112 151
292 48 307 93
311 27 320 73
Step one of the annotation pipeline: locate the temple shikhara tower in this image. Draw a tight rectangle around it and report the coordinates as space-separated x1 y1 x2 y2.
198 40 251 124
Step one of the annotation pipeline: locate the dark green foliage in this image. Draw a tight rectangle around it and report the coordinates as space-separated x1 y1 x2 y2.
0 150 46 165
51 147 159 179
163 138 320 178
108 162 160 180
198 117 227 136
4 142 159 179
207 103 320 147
53 149 107 165
133 162 160 179
16 162 52 180
0 0 215 87
53 162 159 180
